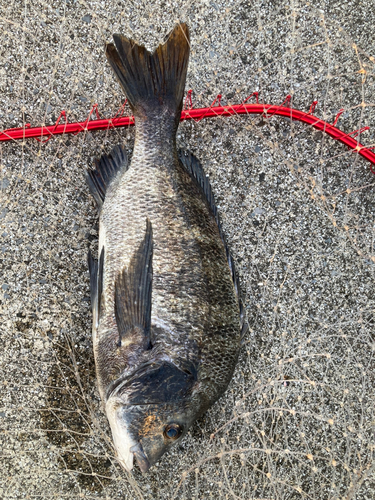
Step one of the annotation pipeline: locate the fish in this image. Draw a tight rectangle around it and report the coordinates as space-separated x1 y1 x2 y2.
86 23 246 473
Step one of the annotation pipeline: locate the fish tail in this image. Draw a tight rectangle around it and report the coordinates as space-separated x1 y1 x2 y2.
106 23 190 122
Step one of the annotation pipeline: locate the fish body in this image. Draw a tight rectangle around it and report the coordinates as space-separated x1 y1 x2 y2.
87 23 245 472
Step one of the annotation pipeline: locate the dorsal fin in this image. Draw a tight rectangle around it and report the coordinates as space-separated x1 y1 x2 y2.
178 150 248 338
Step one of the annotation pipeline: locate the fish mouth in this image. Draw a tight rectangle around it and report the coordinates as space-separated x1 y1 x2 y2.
130 442 150 473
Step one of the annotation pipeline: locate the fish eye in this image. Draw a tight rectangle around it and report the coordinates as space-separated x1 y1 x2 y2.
164 423 183 440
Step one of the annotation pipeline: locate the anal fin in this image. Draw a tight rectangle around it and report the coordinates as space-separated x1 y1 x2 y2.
86 144 128 209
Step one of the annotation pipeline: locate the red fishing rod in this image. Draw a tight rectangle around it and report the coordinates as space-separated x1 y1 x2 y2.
1 92 374 173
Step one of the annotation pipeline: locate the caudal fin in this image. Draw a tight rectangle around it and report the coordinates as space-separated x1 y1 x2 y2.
105 23 190 120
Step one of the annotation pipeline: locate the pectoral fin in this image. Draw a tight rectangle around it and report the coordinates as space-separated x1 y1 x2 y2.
115 219 153 348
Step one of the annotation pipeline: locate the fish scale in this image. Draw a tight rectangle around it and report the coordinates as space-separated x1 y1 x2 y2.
99 154 236 378
87 23 243 473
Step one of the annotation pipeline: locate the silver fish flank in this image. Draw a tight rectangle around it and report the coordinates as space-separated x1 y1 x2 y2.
87 23 246 473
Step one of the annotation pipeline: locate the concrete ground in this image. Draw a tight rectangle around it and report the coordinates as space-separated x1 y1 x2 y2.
0 0 374 498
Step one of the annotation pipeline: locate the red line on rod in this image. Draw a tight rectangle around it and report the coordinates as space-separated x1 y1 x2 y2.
1 100 374 170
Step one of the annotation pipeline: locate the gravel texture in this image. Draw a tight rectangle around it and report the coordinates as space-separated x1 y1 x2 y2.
0 1 374 498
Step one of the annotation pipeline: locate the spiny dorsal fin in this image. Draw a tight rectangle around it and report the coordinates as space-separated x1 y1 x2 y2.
105 24 190 120
115 219 153 346
178 150 248 337
86 144 128 209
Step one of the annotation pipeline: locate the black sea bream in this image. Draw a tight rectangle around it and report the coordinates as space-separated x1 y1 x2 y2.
87 23 246 472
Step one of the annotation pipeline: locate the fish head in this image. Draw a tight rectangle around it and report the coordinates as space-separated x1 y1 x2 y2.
105 359 202 472
107 401 193 472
